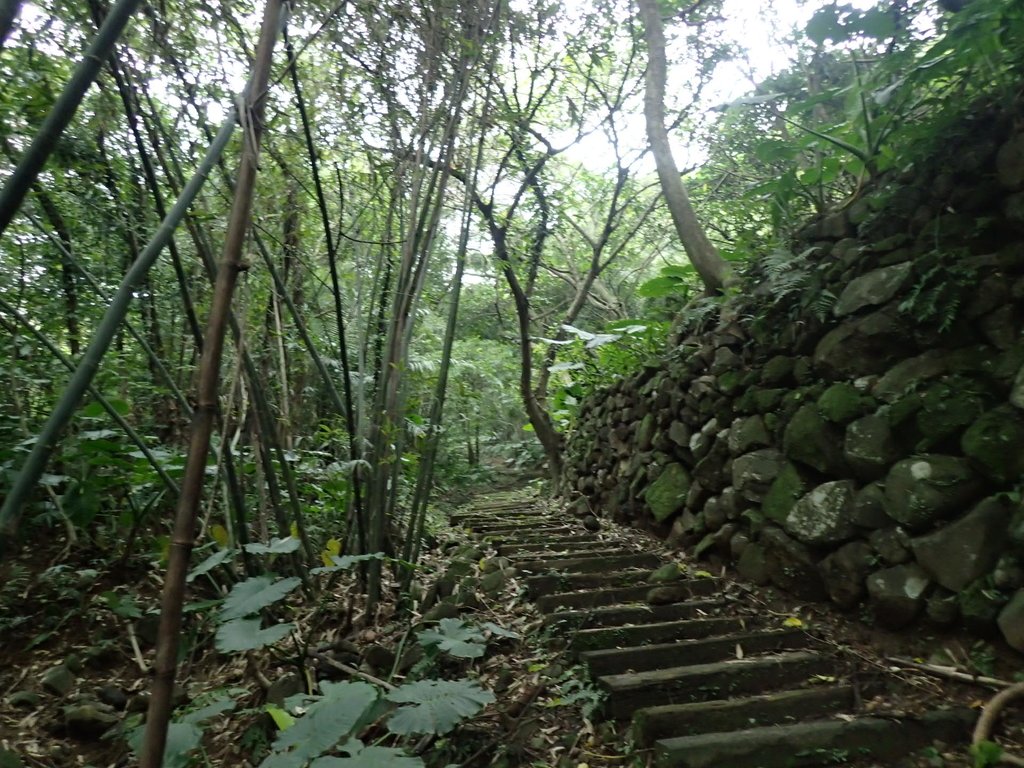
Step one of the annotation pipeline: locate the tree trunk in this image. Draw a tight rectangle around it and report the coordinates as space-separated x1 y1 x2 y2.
637 0 728 294
140 0 282 763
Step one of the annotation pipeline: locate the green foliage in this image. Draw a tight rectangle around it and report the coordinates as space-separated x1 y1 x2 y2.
899 249 977 331
971 740 1004 768
220 576 302 622
417 618 487 659
385 679 495 735
215 618 295 652
259 682 382 768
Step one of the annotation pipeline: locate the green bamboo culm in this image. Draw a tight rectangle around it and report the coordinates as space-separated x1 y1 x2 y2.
0 0 141 236
0 112 237 561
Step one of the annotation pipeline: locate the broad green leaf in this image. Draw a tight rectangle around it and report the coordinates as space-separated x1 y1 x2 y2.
972 740 1003 768
417 618 485 658
129 722 202 768
259 682 380 768
637 276 684 298
215 618 294 652
187 548 234 583
480 621 519 639
220 576 301 621
385 679 495 736
244 537 302 555
659 264 695 279
266 705 296 731
311 552 385 575
181 697 236 725
311 745 424 768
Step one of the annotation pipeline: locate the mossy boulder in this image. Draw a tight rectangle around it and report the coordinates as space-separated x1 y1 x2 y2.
833 261 913 317
817 382 876 424
727 415 770 455
866 564 931 629
732 449 787 503
761 526 826 601
873 350 950 403
644 463 691 523
961 405 1024 484
763 462 808 524
911 497 1012 592
882 455 984 531
752 388 787 413
915 378 987 450
997 589 1024 652
844 413 902 481
819 540 875 608
782 404 847 476
785 480 858 547
760 355 795 385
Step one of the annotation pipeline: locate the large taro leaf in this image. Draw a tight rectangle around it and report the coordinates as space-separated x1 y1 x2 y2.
244 537 301 555
129 722 202 768
258 682 380 768
416 618 485 658
215 617 294 652
309 746 424 768
385 679 495 736
187 548 234 583
220 576 301 621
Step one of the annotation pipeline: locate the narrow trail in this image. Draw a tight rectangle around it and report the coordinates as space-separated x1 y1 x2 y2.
453 489 973 768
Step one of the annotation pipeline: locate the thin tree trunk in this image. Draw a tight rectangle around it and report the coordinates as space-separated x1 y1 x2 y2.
140 0 281 762
0 112 236 559
636 0 728 294
0 0 140 238
0 0 20 48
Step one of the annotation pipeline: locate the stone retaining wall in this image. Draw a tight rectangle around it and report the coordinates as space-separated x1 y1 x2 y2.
563 99 1024 650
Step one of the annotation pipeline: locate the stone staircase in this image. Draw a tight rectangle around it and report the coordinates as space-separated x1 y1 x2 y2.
451 494 972 768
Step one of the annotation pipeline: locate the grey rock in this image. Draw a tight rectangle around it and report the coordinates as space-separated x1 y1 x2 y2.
727 415 770 456
644 463 691 523
582 515 601 532
869 526 912 565
732 449 787 502
761 526 826 601
648 563 686 583
852 482 890 529
480 568 510 594
814 303 911 379
63 702 119 739
994 555 1024 591
845 413 902 481
873 351 950 403
819 540 875 608
363 644 397 674
866 564 931 629
480 556 511 573
782 404 847 476
882 455 983 531
668 420 692 448
422 600 460 623
911 497 1011 592
703 495 727 532
40 665 75 697
926 589 960 626
998 590 1024 652
730 531 751 559
736 543 770 585
997 132 1024 190
7 691 40 709
785 480 858 547
95 684 127 711
1011 364 1024 410
961 405 1024 484
834 262 913 317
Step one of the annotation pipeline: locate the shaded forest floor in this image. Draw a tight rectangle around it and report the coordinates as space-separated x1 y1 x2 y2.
1 478 1023 767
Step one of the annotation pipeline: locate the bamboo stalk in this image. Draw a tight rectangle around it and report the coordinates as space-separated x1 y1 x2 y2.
0 0 141 237
0 112 236 561
140 1 283 762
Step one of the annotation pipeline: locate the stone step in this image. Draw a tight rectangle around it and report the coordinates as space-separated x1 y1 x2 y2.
652 708 973 768
498 538 606 556
486 530 590 545
517 552 661 576
534 578 722 613
545 599 724 630
572 617 744 653
633 685 855 747
580 628 811 676
507 547 627 563
452 511 549 525
600 651 832 719
525 570 652 598
474 523 570 536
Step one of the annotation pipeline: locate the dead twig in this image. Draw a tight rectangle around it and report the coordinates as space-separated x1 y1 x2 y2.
886 656 1013 689
308 651 395 691
972 680 1024 767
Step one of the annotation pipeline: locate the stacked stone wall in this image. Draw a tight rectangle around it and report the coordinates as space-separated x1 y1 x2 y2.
563 99 1024 649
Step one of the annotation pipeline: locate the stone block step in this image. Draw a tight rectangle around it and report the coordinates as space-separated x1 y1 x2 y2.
525 570 651 599
452 511 549 526
486 530 590 546
517 552 661 576
633 685 855 747
474 523 570 536
580 628 810 676
652 708 973 768
545 599 724 630
534 578 722 613
600 651 831 719
508 547 626 563
572 617 744 653
498 538 605 556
